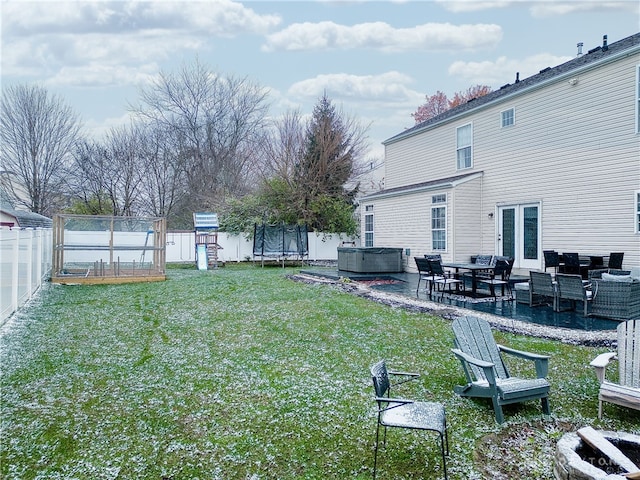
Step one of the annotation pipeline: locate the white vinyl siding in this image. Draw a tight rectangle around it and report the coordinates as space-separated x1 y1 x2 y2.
377 46 640 267
636 191 640 233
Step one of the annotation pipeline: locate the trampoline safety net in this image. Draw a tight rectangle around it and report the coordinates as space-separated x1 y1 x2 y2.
253 224 308 261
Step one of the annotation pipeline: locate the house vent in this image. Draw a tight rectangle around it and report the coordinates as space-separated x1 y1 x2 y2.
577 42 583 56
602 34 608 51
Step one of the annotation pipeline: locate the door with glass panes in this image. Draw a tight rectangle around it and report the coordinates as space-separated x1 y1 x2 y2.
497 204 541 270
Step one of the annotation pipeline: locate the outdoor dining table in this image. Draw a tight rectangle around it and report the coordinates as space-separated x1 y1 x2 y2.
441 262 494 297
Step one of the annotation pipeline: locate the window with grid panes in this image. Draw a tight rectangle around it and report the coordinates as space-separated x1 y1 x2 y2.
364 205 374 247
431 195 447 251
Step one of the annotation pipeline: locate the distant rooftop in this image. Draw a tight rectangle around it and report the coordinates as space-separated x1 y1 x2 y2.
0 188 52 228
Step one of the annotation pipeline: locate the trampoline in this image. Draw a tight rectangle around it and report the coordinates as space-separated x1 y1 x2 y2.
253 223 308 267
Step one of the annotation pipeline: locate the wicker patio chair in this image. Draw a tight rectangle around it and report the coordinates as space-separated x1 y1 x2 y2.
529 271 557 310
555 273 593 316
591 278 640 321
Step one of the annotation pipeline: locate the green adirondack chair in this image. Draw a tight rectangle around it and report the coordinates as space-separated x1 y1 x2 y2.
451 315 551 423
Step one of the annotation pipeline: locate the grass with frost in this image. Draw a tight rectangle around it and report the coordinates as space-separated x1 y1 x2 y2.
1 264 639 479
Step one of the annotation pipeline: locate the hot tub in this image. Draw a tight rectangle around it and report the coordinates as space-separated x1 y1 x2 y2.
337 247 403 273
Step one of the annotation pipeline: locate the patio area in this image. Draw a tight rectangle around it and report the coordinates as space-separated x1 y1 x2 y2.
300 267 621 332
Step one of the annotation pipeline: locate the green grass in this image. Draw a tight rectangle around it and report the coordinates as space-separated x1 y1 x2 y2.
1 264 638 479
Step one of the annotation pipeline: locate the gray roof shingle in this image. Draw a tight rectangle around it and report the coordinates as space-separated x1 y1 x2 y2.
385 32 640 145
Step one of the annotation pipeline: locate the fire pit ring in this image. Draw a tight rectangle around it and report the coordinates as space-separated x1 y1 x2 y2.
554 430 640 480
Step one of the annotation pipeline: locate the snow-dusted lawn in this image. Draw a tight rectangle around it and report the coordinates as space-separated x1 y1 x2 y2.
1 265 638 479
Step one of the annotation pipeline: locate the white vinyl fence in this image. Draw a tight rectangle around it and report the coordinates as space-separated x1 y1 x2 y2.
1 228 357 324
166 231 358 264
1 227 52 325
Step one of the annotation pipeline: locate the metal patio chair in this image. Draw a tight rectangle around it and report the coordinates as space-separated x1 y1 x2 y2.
370 360 448 479
607 252 624 270
543 250 560 274
561 252 580 274
451 316 551 423
414 257 443 295
428 259 464 299
476 258 513 299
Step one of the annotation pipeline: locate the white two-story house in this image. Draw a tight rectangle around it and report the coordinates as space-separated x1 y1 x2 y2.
361 33 640 272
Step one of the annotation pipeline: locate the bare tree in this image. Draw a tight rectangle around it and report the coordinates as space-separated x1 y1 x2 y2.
137 121 188 220
101 123 145 217
67 140 114 215
259 109 306 183
131 59 270 213
1 84 82 216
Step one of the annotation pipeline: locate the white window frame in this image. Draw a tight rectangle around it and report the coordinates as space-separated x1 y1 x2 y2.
501 107 515 128
456 123 472 170
636 65 640 134
431 194 447 251
636 190 640 234
364 205 374 247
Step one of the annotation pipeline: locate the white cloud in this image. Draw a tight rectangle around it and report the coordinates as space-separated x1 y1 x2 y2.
44 62 159 88
448 53 573 86
435 0 638 17
3 30 202 84
436 0 513 13
84 111 138 139
2 0 281 36
262 21 502 52
1 0 281 85
528 1 638 18
287 71 424 108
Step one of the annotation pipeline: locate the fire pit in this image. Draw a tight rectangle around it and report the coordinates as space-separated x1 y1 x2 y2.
554 430 640 479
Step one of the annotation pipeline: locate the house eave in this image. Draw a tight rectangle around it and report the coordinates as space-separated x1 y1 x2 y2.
360 171 483 202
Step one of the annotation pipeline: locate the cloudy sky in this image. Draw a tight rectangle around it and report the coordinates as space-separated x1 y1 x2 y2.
2 0 639 160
